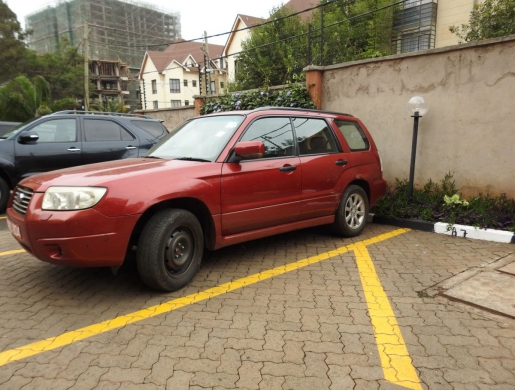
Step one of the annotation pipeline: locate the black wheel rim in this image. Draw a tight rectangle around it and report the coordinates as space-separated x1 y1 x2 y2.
164 227 194 277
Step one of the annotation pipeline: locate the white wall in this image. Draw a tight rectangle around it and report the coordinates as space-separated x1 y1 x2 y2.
226 21 252 83
141 59 200 110
435 0 476 48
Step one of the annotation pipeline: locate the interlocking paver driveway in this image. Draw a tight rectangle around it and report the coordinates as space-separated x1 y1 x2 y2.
0 217 514 389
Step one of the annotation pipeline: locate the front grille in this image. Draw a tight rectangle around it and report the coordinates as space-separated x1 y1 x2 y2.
13 186 34 215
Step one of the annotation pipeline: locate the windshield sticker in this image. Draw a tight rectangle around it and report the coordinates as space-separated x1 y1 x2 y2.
225 122 238 128
215 131 226 137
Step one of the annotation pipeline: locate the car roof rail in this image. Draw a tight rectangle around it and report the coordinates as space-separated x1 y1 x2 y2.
249 106 354 117
51 110 155 119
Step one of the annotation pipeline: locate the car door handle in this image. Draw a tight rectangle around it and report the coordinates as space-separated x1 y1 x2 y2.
335 160 348 166
67 147 81 152
126 146 137 150
279 165 297 172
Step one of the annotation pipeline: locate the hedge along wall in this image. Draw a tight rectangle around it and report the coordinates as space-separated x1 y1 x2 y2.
308 35 515 198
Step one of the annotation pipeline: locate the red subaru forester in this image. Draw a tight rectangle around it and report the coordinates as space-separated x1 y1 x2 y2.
7 108 386 291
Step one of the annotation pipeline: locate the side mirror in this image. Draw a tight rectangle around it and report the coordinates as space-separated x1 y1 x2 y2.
18 132 39 144
231 141 265 162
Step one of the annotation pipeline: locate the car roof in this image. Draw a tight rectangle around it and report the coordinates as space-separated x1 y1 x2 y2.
49 111 158 121
203 106 354 118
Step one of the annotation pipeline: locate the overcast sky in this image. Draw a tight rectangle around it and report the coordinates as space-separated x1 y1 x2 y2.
7 0 287 46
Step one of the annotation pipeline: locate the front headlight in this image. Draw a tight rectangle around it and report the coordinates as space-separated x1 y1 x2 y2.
42 187 107 211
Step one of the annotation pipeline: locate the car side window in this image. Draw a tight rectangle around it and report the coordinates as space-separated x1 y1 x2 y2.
26 119 77 142
293 118 339 155
334 120 370 151
84 119 134 142
240 117 294 159
130 120 168 138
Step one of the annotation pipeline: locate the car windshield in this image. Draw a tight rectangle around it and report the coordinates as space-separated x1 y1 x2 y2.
145 115 244 162
0 119 38 139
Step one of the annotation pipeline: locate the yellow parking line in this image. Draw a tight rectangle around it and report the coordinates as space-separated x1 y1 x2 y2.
0 250 25 257
0 228 420 389
354 242 422 390
0 216 6 220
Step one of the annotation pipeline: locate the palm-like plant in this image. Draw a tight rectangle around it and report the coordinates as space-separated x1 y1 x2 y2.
0 75 51 121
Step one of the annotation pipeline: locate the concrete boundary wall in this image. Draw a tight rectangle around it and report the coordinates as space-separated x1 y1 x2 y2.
308 35 515 198
137 106 196 132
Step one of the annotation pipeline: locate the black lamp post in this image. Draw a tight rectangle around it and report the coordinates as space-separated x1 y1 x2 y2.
406 96 429 200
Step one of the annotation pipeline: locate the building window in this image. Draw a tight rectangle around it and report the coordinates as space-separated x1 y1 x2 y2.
153 101 158 109
391 0 437 53
210 81 216 95
170 100 181 107
184 100 189 106
400 32 431 52
183 79 188 87
169 79 180 93
220 82 225 89
192 80 197 87
151 80 157 94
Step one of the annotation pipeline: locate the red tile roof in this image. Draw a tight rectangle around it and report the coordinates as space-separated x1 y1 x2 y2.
283 0 319 20
144 40 224 74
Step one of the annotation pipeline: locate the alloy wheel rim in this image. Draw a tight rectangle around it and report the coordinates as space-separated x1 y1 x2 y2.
345 193 365 229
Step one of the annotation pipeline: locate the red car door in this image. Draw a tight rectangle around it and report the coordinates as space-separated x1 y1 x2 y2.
221 117 301 236
293 117 354 220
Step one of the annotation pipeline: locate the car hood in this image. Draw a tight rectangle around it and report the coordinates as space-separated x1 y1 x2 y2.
19 158 219 192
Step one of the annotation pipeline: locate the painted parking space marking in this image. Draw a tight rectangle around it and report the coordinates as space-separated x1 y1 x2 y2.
354 242 422 390
0 228 421 389
0 216 6 220
0 249 25 257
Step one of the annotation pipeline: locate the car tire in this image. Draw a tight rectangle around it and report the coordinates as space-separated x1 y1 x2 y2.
137 209 203 291
0 177 10 213
333 185 369 237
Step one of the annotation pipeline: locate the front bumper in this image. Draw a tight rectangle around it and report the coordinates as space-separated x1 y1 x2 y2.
6 192 140 267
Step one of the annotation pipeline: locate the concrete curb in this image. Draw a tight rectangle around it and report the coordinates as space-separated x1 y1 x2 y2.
370 215 515 244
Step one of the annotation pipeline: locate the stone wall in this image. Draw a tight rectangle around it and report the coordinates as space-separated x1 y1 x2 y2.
137 106 196 131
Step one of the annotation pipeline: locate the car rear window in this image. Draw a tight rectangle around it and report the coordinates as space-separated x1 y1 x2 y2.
131 120 168 138
334 120 369 151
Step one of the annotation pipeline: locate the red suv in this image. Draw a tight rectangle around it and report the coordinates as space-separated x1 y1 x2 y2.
6 107 386 291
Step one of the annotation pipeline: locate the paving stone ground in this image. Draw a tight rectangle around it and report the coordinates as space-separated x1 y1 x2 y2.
0 219 514 389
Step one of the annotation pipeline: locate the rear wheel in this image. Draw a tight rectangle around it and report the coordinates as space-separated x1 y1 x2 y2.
333 185 369 237
137 209 203 291
0 177 10 213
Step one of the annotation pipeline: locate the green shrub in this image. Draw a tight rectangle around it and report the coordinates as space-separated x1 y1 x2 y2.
200 83 316 115
371 173 515 231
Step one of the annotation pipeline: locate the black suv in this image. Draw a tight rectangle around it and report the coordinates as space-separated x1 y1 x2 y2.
0 111 168 212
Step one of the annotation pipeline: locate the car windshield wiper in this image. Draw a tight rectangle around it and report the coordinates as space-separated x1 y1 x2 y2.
142 155 162 159
174 157 211 162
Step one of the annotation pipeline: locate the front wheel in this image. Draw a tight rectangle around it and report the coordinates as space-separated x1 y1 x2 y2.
0 177 10 214
137 209 204 291
333 185 369 237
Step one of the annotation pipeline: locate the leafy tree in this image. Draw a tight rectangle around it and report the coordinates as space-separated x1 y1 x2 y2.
0 0 30 85
450 0 515 43
310 0 395 65
234 6 309 90
24 39 88 102
0 76 51 121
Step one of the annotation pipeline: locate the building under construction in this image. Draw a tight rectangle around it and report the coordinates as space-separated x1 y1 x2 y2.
26 0 181 67
26 0 180 111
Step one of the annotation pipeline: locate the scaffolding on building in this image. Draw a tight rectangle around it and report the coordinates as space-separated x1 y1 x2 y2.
26 0 180 111
26 0 181 68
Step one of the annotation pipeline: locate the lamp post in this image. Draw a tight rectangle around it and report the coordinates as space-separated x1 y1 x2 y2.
406 95 429 200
